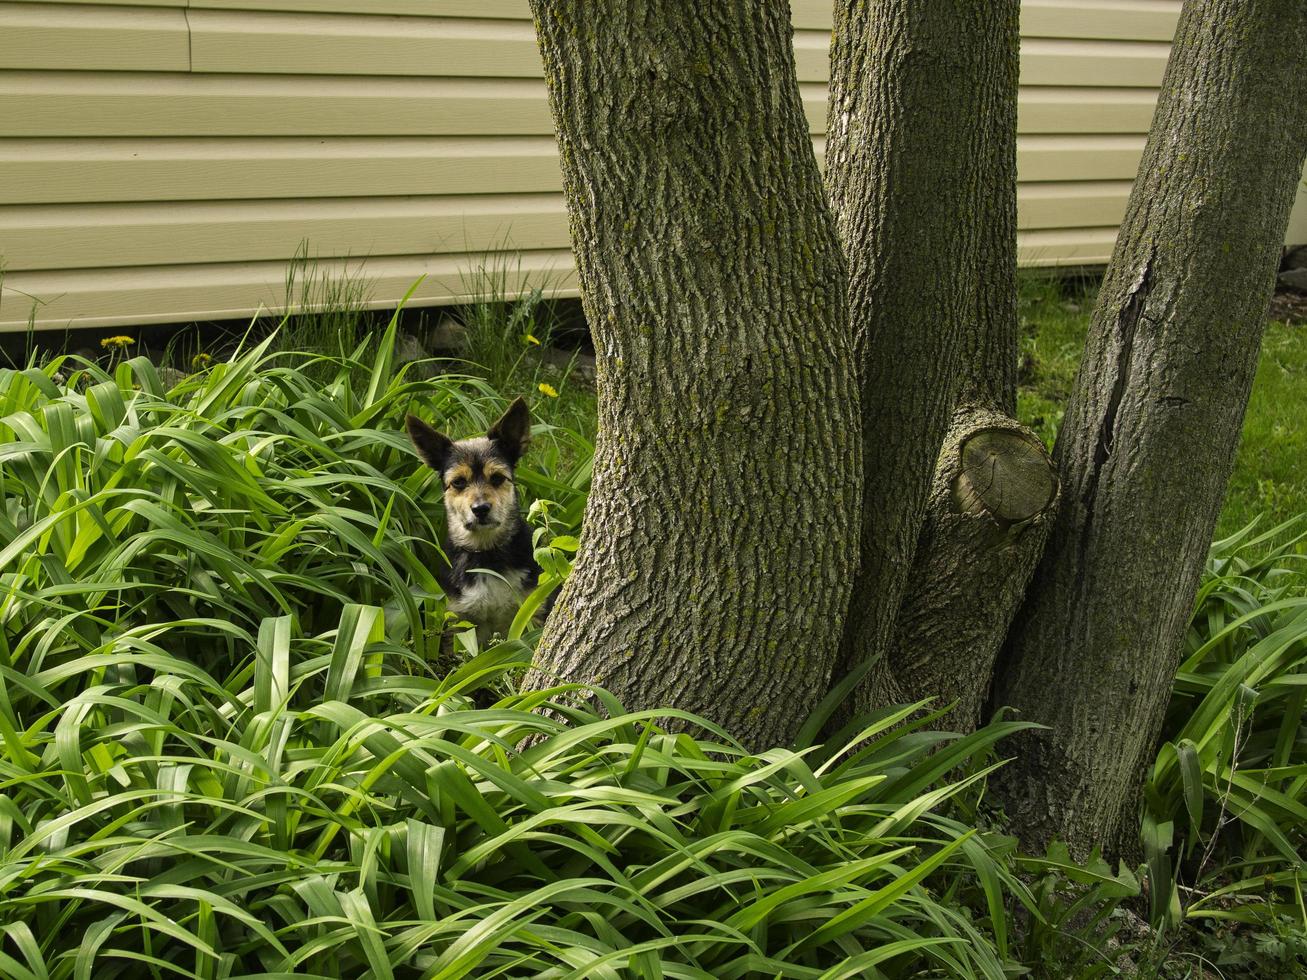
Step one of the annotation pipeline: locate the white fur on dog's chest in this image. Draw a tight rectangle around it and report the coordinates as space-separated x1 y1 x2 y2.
448 569 530 639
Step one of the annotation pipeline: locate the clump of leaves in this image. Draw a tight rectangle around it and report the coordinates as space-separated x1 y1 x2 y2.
3 325 1047 977
1158 913 1307 978
1015 842 1144 979
0 606 1040 976
1143 517 1307 934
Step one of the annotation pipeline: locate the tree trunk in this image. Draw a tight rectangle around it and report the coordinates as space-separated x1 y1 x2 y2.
888 410 1058 728
991 0 1307 856
825 0 1045 720
523 0 861 748
871 1 1060 730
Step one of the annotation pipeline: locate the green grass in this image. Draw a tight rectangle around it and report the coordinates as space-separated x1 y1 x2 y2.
1222 325 1307 534
1015 273 1307 538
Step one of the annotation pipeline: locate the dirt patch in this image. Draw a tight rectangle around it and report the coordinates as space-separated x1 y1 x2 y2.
1268 286 1307 324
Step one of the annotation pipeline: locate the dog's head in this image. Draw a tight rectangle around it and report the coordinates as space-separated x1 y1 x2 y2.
405 398 532 552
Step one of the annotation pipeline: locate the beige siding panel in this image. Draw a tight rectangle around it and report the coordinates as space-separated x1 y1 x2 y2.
0 250 578 331
1018 228 1120 266
0 72 558 138
191 0 530 17
1018 181 1132 230
53 0 1153 38
0 0 1184 38
1 195 572 271
802 34 1169 89
0 135 1144 207
189 11 543 78
0 0 1264 330
785 0 1155 32
188 14 1168 89
1020 38 1169 87
1018 86 1157 133
0 185 1130 274
0 72 826 139
792 30 832 82
0 72 1156 142
1021 0 1181 41
0 137 566 206
791 0 1181 37
1 136 1140 219
0 2 189 71
0 227 1125 331
1016 135 1145 182
1289 172 1307 246
188 10 836 85
5 0 185 5
814 136 1144 184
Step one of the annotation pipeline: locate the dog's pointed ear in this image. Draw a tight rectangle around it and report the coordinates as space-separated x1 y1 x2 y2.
487 397 532 465
405 414 454 473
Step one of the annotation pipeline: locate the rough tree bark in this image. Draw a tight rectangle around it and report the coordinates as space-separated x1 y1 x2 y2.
877 1 1059 731
992 0 1307 856
825 1 1041 719
524 0 862 747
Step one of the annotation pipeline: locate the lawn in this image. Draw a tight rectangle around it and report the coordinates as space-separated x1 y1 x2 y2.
1015 273 1307 537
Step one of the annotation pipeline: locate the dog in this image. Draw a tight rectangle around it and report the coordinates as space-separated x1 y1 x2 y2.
405 398 542 643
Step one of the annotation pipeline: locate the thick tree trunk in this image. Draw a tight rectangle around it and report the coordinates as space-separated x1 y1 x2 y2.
992 0 1307 856
524 0 861 747
826 0 1050 721
872 1 1059 730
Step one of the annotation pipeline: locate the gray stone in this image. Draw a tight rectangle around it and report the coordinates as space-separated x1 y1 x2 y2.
1279 266 1307 291
395 331 439 379
429 317 467 352
541 347 596 382
395 331 428 363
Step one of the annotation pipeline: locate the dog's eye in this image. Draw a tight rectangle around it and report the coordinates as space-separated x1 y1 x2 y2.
449 477 468 491
489 473 507 487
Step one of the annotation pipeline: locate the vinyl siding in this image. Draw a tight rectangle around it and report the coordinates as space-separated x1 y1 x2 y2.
0 0 1302 332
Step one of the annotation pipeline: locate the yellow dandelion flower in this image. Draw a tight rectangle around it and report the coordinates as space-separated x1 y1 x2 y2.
538 382 559 398
191 352 213 370
524 333 542 346
100 335 135 350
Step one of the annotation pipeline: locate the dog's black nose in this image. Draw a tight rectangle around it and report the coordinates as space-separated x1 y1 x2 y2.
471 503 492 521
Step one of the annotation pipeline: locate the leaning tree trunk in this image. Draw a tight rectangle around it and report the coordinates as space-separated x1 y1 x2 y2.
524 0 862 747
825 1 1041 719
992 0 1307 857
879 1 1059 731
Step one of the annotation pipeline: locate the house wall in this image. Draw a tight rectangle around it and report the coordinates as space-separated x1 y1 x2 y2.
0 0 1300 331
